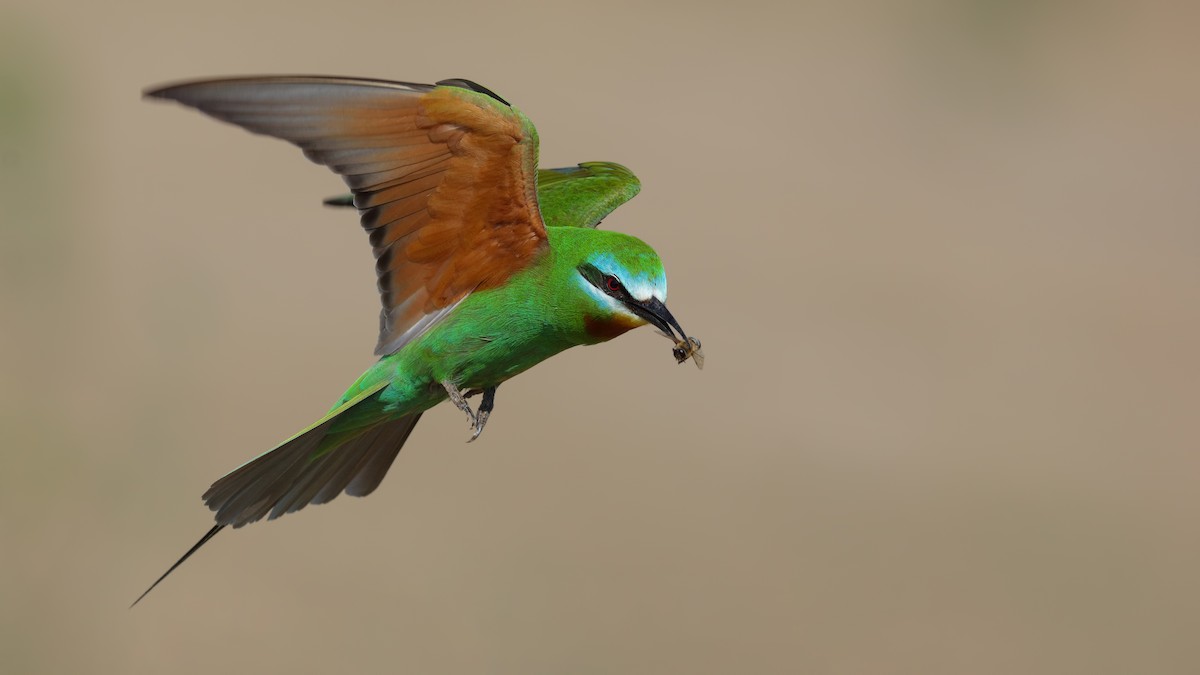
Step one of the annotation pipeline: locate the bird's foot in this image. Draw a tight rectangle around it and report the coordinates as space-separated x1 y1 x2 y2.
468 387 496 443
442 380 477 428
442 382 498 442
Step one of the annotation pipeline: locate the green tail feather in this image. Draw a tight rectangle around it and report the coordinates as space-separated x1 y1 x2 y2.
132 382 422 605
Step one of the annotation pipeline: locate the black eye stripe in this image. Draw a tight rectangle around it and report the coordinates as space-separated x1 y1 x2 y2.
578 263 630 300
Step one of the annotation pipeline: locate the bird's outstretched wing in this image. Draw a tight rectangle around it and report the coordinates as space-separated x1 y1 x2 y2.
323 161 641 229
146 76 548 356
534 162 641 229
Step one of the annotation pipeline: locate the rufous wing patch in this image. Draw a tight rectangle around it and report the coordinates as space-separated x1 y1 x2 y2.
354 86 548 352
145 76 548 356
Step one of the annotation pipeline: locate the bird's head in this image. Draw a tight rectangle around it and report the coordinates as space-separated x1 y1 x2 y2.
562 231 697 365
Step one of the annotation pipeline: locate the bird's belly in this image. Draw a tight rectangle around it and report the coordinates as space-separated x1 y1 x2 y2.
443 327 575 390
351 290 581 416
378 311 575 403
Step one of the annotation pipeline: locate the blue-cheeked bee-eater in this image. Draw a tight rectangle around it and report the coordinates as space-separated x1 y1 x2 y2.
133 76 703 605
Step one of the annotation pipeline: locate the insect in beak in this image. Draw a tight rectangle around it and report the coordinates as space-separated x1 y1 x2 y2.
626 297 704 369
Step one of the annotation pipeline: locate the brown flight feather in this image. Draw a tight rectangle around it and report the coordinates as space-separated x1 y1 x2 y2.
145 76 548 356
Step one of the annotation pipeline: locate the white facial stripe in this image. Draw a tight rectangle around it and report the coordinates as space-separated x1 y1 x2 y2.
625 277 667 303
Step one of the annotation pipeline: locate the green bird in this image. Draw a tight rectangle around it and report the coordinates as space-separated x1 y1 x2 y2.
133 76 703 605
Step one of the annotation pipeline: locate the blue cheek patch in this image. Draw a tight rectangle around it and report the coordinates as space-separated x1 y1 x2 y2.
585 252 667 301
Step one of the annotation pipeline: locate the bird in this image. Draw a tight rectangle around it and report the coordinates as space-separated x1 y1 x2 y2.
133 75 703 606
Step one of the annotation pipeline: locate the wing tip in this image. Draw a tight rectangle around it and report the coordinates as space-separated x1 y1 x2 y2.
143 75 439 103
142 84 176 101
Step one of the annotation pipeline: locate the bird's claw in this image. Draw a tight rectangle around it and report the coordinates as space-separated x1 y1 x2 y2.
442 382 497 442
468 409 489 443
442 380 477 427
467 386 496 442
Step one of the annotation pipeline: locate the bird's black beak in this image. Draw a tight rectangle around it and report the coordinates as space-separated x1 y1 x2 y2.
627 297 689 344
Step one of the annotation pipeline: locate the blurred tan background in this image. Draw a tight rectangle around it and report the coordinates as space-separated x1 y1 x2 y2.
2 0 1199 673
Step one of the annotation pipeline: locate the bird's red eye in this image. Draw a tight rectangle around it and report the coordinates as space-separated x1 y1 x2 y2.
605 275 622 293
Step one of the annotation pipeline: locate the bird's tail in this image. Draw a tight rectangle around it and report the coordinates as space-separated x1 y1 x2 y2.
132 381 422 606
